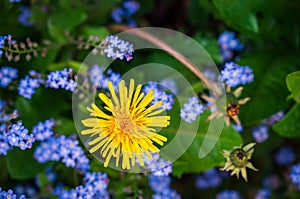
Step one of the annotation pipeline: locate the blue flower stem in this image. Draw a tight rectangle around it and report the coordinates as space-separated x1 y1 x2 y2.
133 173 139 199
73 169 78 187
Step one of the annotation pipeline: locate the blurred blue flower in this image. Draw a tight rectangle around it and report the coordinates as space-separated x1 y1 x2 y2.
160 78 178 95
255 189 271 199
180 96 205 123
111 0 140 27
216 190 242 199
274 146 295 166
89 64 122 90
290 163 300 189
111 8 124 23
0 99 19 123
218 31 243 62
195 169 225 189
263 175 281 189
252 124 269 143
123 0 140 14
18 6 34 27
152 188 181 199
262 111 285 126
149 175 171 193
14 185 38 199
232 124 243 133
0 66 18 88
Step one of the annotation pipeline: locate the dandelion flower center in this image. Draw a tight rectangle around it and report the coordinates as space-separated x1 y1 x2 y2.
114 109 136 134
230 149 247 167
81 79 170 170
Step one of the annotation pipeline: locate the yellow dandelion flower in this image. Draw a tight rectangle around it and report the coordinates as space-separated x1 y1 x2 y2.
220 143 258 181
81 79 170 170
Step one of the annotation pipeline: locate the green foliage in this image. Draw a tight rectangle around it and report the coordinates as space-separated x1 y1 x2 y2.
16 88 70 129
212 0 259 33
273 104 300 138
48 9 87 41
164 107 242 177
238 52 298 124
6 148 48 180
286 71 300 103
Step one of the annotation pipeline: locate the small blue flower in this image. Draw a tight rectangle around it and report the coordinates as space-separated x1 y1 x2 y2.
9 0 21 2
220 62 254 87
180 96 205 123
0 35 12 57
103 35 134 61
54 172 110 199
18 74 41 99
252 124 269 143
0 188 26 199
142 153 172 176
46 68 77 91
18 6 34 27
89 65 122 90
255 189 271 199
274 146 295 166
0 124 13 155
216 190 242 199
143 81 175 111
32 119 55 141
290 163 300 189
0 66 18 88
6 121 35 150
34 135 90 172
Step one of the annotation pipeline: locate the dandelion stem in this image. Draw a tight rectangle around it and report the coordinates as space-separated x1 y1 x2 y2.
108 25 222 97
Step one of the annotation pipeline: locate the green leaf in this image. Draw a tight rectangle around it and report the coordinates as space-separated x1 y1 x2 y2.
53 117 77 136
16 87 70 129
48 60 89 72
273 104 300 137
81 26 109 38
212 0 259 33
238 52 298 124
286 71 300 103
48 9 87 41
169 111 242 177
6 148 47 180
